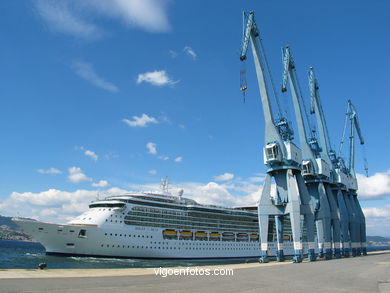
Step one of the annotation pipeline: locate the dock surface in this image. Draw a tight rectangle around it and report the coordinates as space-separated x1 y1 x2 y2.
1 251 390 293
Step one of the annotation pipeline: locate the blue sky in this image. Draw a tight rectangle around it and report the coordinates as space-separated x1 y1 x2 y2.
0 0 389 236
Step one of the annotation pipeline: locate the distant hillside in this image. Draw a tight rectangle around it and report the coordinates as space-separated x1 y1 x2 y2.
366 235 390 246
0 215 35 241
0 214 19 230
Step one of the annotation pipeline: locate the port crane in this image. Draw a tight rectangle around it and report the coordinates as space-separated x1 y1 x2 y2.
281 47 341 259
340 100 367 255
240 11 316 263
309 68 355 257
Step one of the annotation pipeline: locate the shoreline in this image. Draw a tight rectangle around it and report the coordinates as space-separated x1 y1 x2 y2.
1 250 389 279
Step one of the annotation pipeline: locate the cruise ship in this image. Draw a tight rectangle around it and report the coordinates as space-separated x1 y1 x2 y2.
13 184 297 259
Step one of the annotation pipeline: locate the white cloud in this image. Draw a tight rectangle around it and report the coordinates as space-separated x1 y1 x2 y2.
72 61 119 92
84 149 98 161
174 156 183 163
148 169 157 175
363 206 390 236
169 50 178 58
214 173 235 181
91 180 110 188
146 142 157 155
68 167 91 183
158 155 169 161
87 0 171 32
122 114 158 127
357 170 390 200
105 152 119 159
34 0 102 39
0 187 128 223
183 46 197 59
34 0 171 39
37 168 62 175
136 70 178 86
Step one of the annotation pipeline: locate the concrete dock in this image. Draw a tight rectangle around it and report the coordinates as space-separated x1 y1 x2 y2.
1 251 390 293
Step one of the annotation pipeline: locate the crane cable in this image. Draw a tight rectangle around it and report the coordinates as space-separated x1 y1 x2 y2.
363 145 369 177
295 67 316 138
240 62 247 103
339 105 349 157
258 37 283 119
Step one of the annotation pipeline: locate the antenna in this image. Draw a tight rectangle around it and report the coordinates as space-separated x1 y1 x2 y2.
160 177 169 194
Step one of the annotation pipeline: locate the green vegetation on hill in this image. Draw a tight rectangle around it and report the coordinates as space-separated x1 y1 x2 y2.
0 215 34 241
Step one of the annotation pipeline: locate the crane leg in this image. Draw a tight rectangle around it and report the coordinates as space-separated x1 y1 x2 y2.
350 194 362 256
345 193 358 257
257 174 273 263
290 211 303 263
287 171 304 263
354 197 367 255
334 188 349 257
258 214 270 263
316 220 325 258
275 215 285 262
295 172 316 261
325 184 341 258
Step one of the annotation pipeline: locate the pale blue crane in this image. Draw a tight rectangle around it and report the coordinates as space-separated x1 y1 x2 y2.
282 47 341 259
340 100 367 256
309 68 356 257
240 11 316 263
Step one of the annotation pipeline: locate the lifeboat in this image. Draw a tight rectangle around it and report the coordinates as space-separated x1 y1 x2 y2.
222 232 235 241
209 232 221 241
195 231 207 240
162 229 177 239
250 233 259 241
179 230 193 240
236 233 249 241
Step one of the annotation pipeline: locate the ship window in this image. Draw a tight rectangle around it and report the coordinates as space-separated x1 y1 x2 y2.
78 229 87 238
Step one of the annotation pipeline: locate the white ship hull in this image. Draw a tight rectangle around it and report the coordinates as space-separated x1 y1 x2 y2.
14 219 298 259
